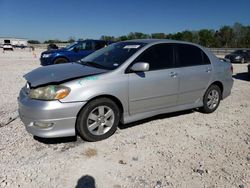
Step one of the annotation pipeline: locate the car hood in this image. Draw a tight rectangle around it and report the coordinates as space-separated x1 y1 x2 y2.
227 53 241 57
24 63 108 88
42 48 68 54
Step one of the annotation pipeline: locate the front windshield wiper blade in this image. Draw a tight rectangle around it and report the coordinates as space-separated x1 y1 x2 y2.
79 60 111 70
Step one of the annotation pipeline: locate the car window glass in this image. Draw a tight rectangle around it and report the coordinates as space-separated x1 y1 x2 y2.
85 42 93 50
81 42 146 70
202 52 211 64
134 43 174 70
95 42 107 50
75 42 92 51
176 44 204 67
234 50 243 54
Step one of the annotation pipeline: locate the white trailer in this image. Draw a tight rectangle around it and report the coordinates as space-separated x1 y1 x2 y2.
0 37 28 47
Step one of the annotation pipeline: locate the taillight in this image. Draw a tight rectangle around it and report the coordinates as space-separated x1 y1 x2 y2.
231 65 233 74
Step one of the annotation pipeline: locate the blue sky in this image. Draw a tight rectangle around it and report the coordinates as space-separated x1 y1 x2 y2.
0 0 250 41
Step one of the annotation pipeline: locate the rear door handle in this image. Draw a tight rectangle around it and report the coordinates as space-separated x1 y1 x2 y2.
170 72 178 78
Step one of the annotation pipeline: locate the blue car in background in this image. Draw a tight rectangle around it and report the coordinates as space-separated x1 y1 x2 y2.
40 40 112 66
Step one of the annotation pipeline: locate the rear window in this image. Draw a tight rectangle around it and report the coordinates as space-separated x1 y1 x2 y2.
94 41 108 50
176 44 209 67
4 40 11 44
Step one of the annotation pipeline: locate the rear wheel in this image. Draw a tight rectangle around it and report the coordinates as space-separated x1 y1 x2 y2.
76 98 120 141
54 57 68 64
200 85 221 113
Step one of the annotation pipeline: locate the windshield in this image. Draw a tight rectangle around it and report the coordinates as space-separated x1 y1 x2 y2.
234 50 243 54
79 42 146 70
65 42 78 49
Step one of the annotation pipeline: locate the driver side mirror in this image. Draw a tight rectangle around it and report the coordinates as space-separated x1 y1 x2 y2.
130 62 149 72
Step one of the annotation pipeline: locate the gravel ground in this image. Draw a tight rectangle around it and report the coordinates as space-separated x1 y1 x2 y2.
0 49 249 188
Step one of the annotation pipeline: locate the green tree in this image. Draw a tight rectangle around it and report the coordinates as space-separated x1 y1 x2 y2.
151 33 165 39
118 35 128 41
170 32 184 40
127 32 149 39
28 40 40 44
243 26 250 47
44 39 62 44
216 26 234 47
181 30 195 42
198 29 215 47
68 36 76 43
100 35 115 41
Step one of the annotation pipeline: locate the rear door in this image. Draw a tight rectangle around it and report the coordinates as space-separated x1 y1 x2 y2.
128 43 179 115
175 44 212 106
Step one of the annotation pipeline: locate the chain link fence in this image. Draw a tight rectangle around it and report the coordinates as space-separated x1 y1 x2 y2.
28 43 250 57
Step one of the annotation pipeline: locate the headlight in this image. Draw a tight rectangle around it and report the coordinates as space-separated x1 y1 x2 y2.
235 56 241 59
42 54 51 58
29 85 70 100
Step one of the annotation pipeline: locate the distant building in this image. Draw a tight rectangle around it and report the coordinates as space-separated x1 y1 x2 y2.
0 37 28 47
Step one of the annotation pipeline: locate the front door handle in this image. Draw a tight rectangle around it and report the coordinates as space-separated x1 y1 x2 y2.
206 68 212 73
170 72 178 78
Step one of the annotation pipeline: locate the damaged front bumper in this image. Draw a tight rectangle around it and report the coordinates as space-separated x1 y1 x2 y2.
18 88 86 138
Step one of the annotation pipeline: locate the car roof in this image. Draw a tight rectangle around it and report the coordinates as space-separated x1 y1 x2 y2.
123 39 199 46
78 39 111 43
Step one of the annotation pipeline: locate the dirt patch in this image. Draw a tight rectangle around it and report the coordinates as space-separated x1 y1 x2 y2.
84 148 98 158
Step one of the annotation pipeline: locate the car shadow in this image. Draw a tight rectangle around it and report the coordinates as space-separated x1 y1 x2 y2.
34 109 196 144
119 109 194 129
233 72 250 81
34 135 79 144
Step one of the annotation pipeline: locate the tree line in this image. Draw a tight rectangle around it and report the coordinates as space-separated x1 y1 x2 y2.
28 23 250 48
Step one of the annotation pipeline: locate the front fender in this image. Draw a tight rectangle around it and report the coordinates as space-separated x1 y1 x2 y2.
60 73 129 115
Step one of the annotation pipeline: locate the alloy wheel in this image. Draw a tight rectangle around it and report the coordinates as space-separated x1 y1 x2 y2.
87 105 115 136
207 89 219 109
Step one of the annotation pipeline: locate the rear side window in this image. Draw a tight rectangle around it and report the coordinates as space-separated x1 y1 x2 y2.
134 43 174 70
202 51 210 65
75 41 93 51
176 44 209 67
94 41 107 50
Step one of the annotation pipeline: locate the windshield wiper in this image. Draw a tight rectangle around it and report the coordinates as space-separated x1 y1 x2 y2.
79 60 110 70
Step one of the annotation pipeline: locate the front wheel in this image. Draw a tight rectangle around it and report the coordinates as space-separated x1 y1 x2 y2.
76 98 120 141
54 58 68 64
199 85 221 113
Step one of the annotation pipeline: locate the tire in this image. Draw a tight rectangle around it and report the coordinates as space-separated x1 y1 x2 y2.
200 85 222 113
76 98 120 141
53 57 68 64
241 58 245 64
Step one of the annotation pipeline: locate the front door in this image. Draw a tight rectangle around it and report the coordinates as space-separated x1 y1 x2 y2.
128 43 179 115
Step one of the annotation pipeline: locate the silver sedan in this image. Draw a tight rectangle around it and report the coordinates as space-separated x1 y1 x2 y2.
18 39 233 141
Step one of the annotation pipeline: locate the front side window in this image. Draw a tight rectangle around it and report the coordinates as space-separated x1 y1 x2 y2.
134 43 174 70
65 42 77 49
176 44 206 67
79 42 146 70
